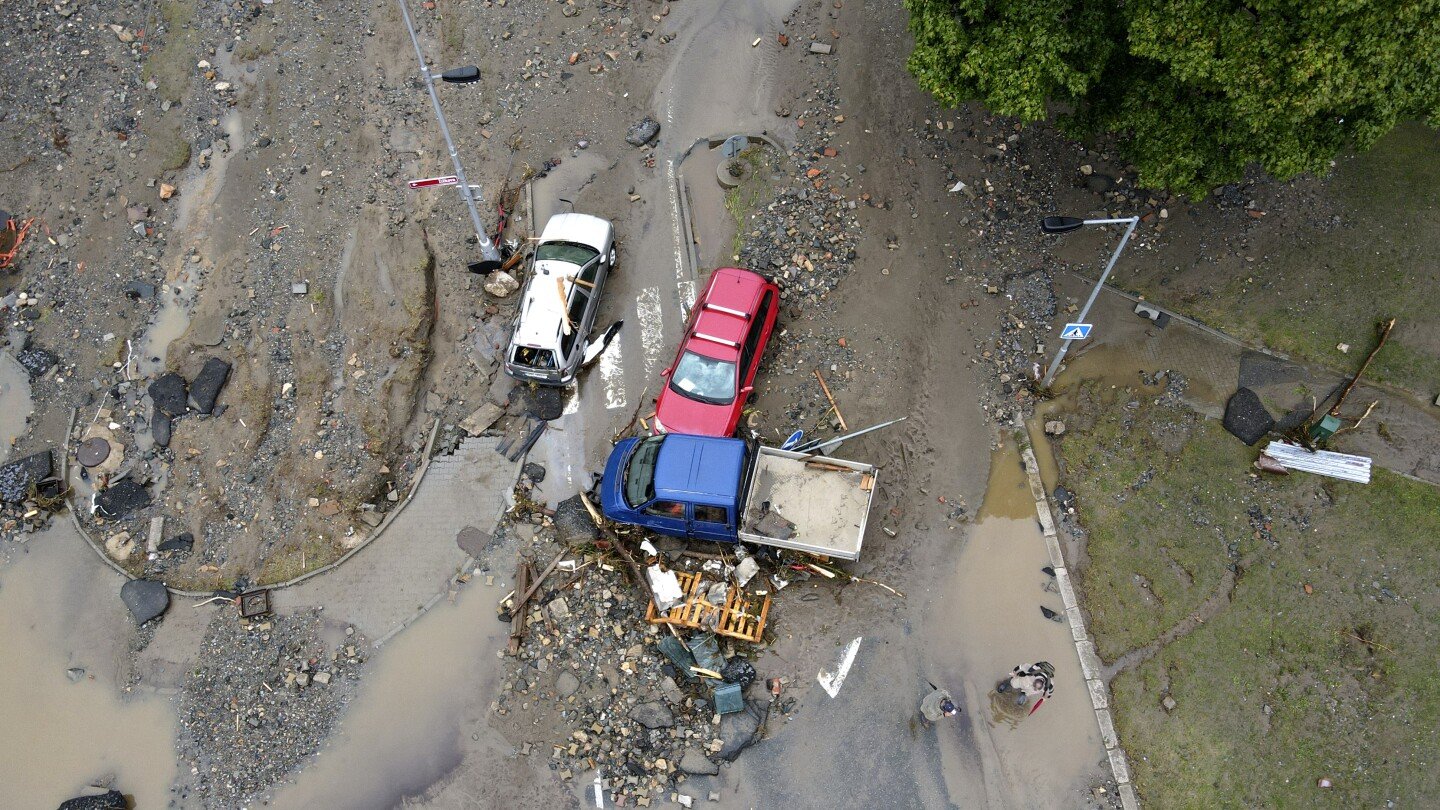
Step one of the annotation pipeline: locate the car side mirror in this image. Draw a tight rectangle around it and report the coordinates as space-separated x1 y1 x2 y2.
661 367 672 377
740 385 754 395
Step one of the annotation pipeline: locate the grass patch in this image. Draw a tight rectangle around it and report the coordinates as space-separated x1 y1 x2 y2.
1123 122 1440 394
1058 385 1440 806
144 0 198 103
723 147 772 257
258 535 339 584
234 29 276 62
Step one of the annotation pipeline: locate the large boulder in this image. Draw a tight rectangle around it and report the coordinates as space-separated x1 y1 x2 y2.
0 449 52 503
58 789 127 810
483 271 519 298
1223 387 1275 446
95 480 151 519
188 357 231 414
716 698 769 761
148 372 188 417
120 579 169 625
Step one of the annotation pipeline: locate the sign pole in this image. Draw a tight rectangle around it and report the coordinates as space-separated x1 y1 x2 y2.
1038 216 1139 388
397 0 501 273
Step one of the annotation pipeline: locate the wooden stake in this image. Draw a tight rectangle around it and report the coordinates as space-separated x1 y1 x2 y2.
813 369 848 431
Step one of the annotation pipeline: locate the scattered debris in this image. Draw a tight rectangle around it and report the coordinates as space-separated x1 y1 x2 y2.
1260 441 1372 484
625 116 662 147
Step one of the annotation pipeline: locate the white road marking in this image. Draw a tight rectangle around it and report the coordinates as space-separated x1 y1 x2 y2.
637 286 665 378
676 279 696 321
666 154 686 283
818 636 863 698
598 339 627 410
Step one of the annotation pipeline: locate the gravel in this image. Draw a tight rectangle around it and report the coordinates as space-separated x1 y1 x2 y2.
177 609 369 809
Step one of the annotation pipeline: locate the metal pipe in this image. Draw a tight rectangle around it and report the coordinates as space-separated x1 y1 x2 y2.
397 0 501 272
1038 216 1139 388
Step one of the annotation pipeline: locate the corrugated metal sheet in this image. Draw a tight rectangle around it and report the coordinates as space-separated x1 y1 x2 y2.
1262 441 1372 484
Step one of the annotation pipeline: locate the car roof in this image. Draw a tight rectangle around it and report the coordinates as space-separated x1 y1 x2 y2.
539 212 612 252
514 260 583 350
653 435 747 507
686 268 767 358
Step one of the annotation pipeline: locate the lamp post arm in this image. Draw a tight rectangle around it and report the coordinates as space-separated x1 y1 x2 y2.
397 0 501 270
1038 215 1139 388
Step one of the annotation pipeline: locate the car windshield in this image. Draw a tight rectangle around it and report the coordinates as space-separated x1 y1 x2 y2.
624 436 665 508
535 241 598 267
670 350 737 405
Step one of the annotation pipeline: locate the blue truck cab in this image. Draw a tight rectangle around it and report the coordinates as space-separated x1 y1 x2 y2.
600 434 751 544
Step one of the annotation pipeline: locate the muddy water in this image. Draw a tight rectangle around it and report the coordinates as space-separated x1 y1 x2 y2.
0 524 177 807
267 576 515 808
134 111 245 378
0 351 34 458
941 446 1107 804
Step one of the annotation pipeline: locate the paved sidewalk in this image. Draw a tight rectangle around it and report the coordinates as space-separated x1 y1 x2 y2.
1052 274 1440 485
274 436 518 640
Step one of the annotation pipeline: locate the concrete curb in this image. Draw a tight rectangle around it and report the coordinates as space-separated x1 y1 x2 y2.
1014 416 1140 810
63 405 444 598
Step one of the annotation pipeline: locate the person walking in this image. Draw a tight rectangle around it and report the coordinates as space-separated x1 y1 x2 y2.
920 682 960 728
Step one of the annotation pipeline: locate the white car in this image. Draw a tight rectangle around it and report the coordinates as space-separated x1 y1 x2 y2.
503 213 617 386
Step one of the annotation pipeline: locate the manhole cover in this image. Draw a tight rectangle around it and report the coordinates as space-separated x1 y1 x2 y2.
78 437 111 467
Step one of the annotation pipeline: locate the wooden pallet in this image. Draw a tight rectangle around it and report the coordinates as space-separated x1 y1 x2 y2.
645 570 770 643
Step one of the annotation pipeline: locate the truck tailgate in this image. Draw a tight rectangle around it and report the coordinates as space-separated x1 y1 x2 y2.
738 447 876 561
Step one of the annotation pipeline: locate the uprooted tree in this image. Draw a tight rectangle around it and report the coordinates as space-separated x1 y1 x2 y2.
904 0 1440 197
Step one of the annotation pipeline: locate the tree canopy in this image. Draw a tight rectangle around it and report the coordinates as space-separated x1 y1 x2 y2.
906 0 1440 196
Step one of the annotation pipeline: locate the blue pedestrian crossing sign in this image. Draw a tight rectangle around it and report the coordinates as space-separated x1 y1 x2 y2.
1059 323 1093 340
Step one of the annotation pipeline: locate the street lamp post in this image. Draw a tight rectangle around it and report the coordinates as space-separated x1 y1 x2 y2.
397 0 502 273
1037 215 1140 388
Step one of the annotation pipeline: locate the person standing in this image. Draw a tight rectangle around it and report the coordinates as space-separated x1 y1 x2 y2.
920 683 960 728
997 662 1055 709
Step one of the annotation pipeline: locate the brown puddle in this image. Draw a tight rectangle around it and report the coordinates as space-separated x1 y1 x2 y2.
938 444 1107 804
267 576 516 809
0 524 177 807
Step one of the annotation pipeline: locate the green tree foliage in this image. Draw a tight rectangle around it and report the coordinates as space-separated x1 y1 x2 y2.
906 0 1440 196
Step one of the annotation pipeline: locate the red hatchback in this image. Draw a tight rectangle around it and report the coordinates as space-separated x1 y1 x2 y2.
654 267 781 437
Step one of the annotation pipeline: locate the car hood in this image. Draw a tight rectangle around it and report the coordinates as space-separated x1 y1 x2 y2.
654 385 737 437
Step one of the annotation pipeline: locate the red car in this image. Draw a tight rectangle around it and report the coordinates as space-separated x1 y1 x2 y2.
653 267 781 437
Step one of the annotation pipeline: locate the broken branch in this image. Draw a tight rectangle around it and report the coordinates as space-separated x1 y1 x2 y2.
812 369 848 431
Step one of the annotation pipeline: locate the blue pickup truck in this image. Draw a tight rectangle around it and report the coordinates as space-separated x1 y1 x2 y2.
600 433 879 561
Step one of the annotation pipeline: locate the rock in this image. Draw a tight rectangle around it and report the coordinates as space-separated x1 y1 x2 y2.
1080 164 1094 175
556 671 580 698
808 41 833 54
151 411 172 448
95 480 151 519
1084 174 1116 194
1044 420 1066 436
313 671 332 685
1162 695 1178 713
188 357 232 414
359 511 383 528
679 748 719 775
553 495 599 545
629 701 675 729
318 501 341 517
158 532 194 553
126 204 150 223
456 526 488 555
58 789 127 810
159 182 177 200
716 699 769 760
105 532 135 560
483 271 520 297
66 667 86 682
625 116 661 147
149 372 188 417
124 280 157 300
522 462 546 484
120 579 170 625
1223 387 1274 446
548 596 571 619
0 450 52 503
